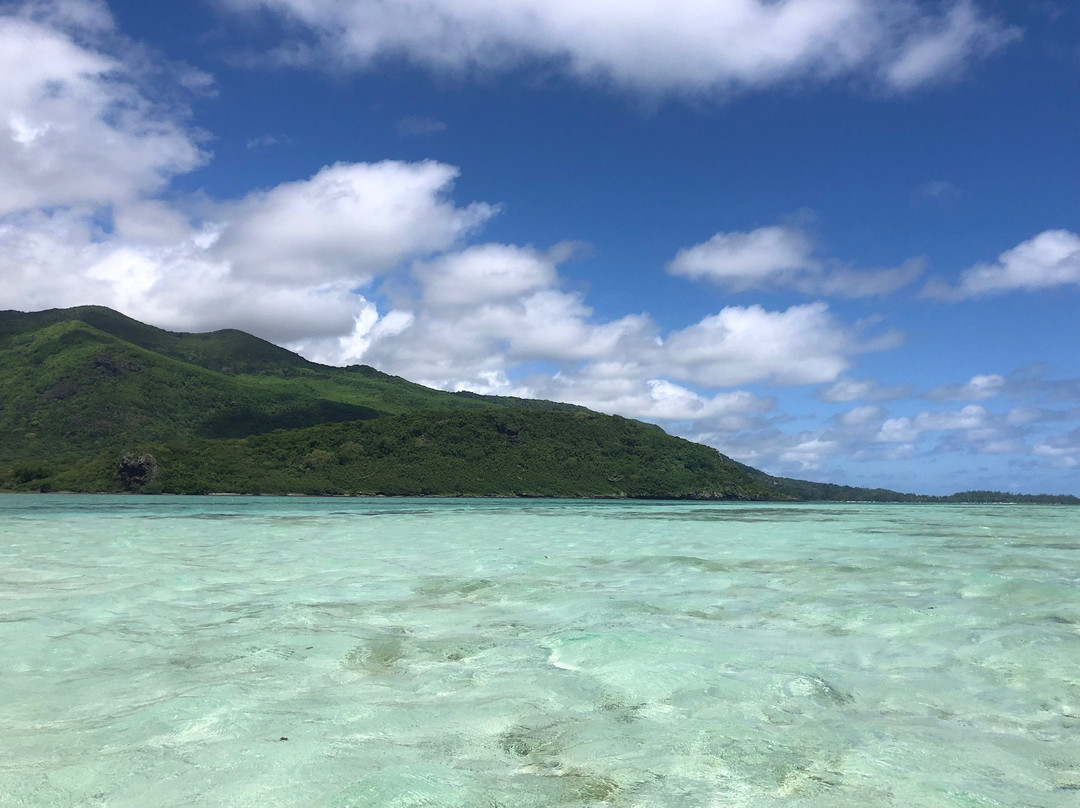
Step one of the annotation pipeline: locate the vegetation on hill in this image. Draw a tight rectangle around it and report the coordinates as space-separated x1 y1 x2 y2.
51 409 775 498
1 307 1076 502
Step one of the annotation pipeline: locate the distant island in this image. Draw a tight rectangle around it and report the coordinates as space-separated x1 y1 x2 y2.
1 306 1077 504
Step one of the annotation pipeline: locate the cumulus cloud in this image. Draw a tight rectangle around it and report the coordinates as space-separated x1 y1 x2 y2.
291 245 885 416
672 369 1080 486
318 242 649 389
667 226 816 288
926 373 1006 401
780 437 840 471
531 376 775 424
212 161 495 285
877 404 989 443
0 161 495 343
1034 431 1080 469
676 422 851 476
660 303 861 386
0 4 206 216
413 243 558 309
838 404 886 427
219 0 1016 95
668 225 923 297
373 267 654 383
884 0 1019 90
0 7 496 353
685 400 1035 478
926 229 1080 299
817 376 915 402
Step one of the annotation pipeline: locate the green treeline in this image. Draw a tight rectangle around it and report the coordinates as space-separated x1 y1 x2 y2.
97 409 777 498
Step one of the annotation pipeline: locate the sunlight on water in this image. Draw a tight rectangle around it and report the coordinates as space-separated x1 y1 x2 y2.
1 496 1078 806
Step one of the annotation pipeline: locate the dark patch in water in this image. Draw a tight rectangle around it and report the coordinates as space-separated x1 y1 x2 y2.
497 724 562 759
414 576 498 598
783 674 855 706
598 694 646 723
342 633 407 673
1046 614 1077 625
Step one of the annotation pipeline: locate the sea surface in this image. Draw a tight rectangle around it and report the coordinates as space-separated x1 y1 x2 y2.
1 495 1078 807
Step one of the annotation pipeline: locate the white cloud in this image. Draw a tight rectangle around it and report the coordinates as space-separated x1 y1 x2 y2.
668 225 923 297
414 243 557 309
1033 434 1080 468
347 243 660 387
0 6 205 216
661 303 860 387
533 377 774 424
877 404 989 442
812 259 926 298
780 437 839 471
0 206 366 342
220 0 1016 95
675 381 1080 485
667 226 815 288
926 373 1006 401
819 377 879 402
212 161 495 285
675 423 848 476
838 405 885 427
817 376 914 402
292 246 885 415
0 159 496 344
884 0 1019 90
927 229 1080 299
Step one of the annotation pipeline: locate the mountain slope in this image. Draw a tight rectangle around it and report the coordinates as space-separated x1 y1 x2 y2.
0 318 381 457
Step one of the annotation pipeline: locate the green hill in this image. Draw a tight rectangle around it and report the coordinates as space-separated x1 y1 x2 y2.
5 306 1074 502
0 307 779 498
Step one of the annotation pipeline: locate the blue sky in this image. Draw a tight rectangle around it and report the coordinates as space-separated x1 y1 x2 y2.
2 0 1079 494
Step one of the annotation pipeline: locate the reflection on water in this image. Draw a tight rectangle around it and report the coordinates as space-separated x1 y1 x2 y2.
1 495 1078 806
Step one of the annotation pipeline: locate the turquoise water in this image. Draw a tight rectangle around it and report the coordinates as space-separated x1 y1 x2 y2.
1 495 1078 807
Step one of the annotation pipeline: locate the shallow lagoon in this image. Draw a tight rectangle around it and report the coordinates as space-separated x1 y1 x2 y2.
1 495 1078 806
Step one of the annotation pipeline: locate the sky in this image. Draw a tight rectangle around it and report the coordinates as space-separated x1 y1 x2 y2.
2 0 1079 495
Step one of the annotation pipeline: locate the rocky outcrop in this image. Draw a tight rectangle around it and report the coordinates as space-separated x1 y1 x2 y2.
119 453 158 489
